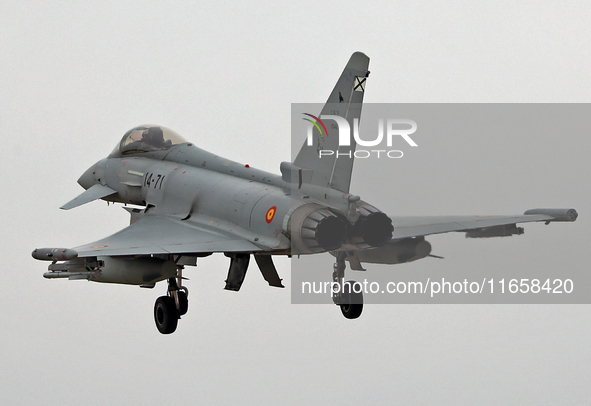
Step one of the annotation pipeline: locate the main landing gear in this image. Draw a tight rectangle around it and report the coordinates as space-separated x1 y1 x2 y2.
154 266 188 334
332 252 363 319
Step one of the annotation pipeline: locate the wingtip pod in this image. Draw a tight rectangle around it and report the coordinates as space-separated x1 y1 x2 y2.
32 248 78 261
347 52 370 72
524 208 578 222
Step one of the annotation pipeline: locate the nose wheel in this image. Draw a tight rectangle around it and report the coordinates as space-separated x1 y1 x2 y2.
154 266 188 334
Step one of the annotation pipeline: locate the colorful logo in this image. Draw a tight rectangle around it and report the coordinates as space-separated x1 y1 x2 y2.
302 113 328 138
266 206 277 224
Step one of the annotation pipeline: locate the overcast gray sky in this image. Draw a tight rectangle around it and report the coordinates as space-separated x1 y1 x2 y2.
1 1 590 405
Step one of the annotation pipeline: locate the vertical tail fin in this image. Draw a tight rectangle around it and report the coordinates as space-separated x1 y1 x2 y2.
293 52 370 193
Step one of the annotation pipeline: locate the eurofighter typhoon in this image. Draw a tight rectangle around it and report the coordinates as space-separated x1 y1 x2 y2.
33 53 578 334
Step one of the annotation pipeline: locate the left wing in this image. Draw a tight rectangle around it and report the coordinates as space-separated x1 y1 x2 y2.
389 208 578 240
72 214 277 257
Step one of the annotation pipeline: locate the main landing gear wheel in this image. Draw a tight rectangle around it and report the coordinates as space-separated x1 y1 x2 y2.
154 296 179 334
333 253 364 320
340 281 363 319
153 265 189 334
177 290 188 316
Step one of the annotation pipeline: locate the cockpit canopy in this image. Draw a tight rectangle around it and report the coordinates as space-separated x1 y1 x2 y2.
109 125 188 157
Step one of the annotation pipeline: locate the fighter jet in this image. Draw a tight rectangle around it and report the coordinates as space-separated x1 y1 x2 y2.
32 52 578 334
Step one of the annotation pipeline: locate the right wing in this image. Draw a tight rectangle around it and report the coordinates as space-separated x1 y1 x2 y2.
389 208 578 240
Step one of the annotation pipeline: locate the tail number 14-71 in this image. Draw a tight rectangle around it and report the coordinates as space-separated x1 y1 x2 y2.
144 172 165 189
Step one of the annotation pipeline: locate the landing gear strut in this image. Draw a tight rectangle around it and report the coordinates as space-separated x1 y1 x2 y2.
154 265 189 334
332 252 363 319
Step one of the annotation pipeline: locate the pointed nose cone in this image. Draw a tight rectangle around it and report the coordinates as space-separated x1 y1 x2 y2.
77 163 97 190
